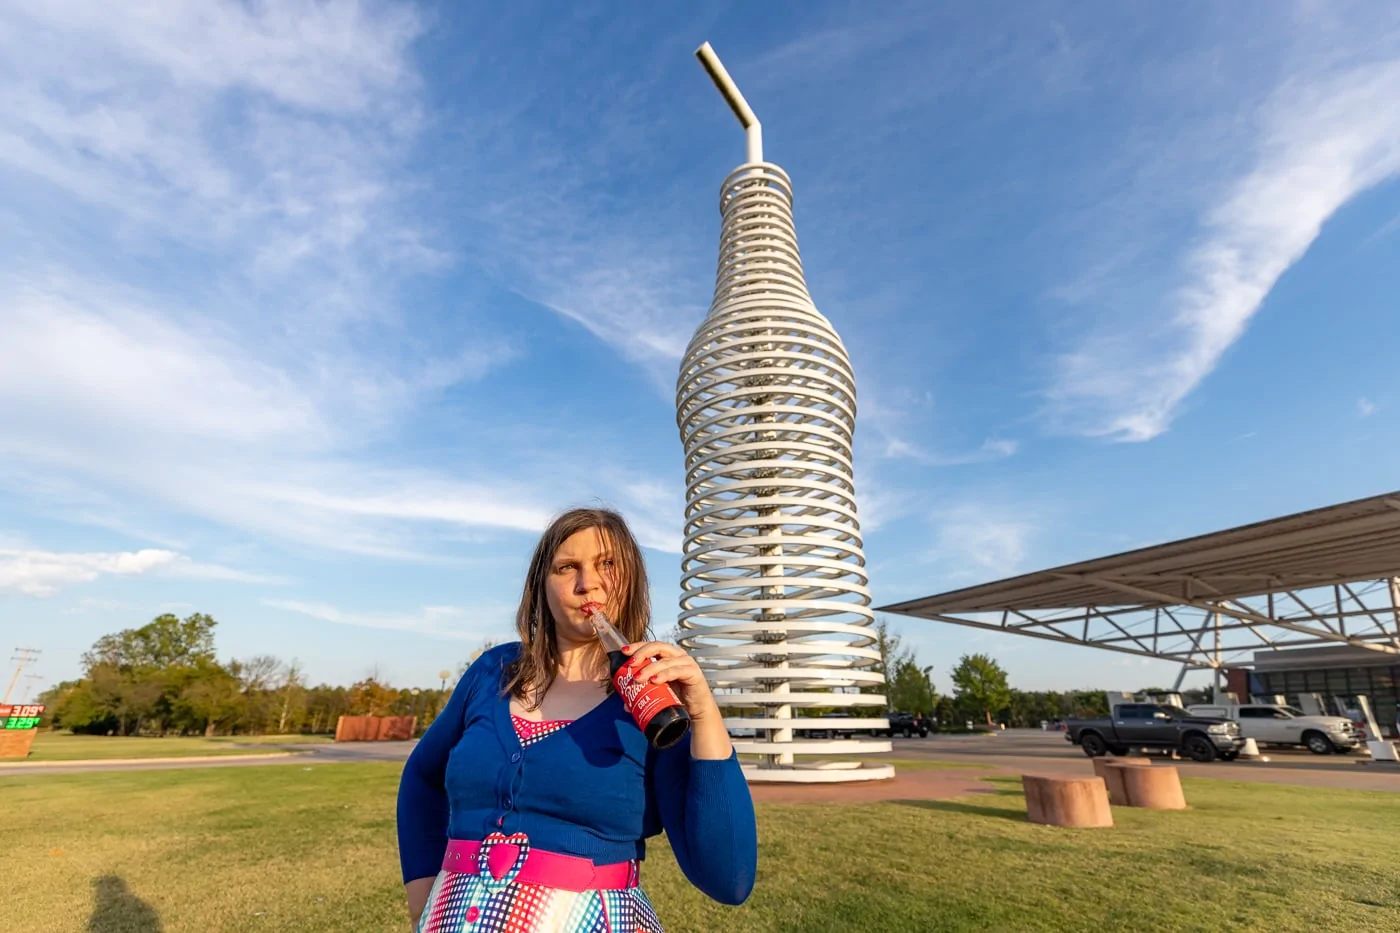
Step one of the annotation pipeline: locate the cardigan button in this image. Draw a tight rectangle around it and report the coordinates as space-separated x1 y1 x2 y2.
510 752 522 763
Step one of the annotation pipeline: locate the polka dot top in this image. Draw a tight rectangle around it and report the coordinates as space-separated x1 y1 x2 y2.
511 713 574 746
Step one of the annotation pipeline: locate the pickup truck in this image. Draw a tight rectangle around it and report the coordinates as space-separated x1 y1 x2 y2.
1186 704 1361 755
1066 703 1245 762
886 711 931 738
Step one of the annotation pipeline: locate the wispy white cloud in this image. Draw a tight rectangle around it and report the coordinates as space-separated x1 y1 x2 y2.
924 503 1037 581
0 547 281 598
880 437 1019 467
0 4 637 561
265 599 515 642
1365 210 1400 242
0 0 424 257
1050 56 1400 441
0 549 179 597
162 560 287 586
0 275 546 560
1358 397 1378 418
608 479 684 554
62 598 132 615
1 278 326 447
858 388 1021 468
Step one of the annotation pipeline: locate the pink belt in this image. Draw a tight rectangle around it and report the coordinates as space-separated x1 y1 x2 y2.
442 833 639 892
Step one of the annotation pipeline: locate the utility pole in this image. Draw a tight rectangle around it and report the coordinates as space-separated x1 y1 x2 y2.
3 648 41 705
20 674 42 704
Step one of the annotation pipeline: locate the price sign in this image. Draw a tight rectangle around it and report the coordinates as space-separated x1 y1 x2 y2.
0 704 43 729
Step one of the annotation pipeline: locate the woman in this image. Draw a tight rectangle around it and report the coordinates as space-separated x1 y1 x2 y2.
397 507 758 932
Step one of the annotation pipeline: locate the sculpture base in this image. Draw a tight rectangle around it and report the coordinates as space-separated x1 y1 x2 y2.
742 762 896 784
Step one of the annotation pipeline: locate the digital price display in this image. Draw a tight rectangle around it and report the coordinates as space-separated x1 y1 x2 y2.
0 704 44 730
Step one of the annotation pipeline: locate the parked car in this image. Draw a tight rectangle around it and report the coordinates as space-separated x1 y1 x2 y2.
795 712 851 739
1066 703 1245 762
793 711 934 739
1186 704 1361 755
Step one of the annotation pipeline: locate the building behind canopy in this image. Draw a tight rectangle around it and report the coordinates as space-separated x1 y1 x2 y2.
878 491 1400 736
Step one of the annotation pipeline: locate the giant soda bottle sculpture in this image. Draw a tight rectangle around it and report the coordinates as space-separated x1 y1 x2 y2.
676 44 892 782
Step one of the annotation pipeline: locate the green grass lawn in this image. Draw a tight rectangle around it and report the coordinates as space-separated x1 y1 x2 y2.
22 733 329 761
2 763 1395 932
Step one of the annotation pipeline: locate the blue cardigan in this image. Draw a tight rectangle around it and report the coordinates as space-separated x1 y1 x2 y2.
396 643 757 905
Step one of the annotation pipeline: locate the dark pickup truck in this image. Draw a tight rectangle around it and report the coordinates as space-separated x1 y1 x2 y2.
1066 703 1245 762
886 710 931 738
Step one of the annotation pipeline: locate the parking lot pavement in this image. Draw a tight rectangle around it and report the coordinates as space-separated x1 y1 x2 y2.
884 729 1400 792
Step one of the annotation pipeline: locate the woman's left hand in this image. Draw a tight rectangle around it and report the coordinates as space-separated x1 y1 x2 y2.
623 641 732 759
623 641 721 723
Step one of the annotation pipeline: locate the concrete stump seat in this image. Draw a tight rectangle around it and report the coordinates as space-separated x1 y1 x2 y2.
1091 758 1153 806
1121 764 1188 810
1021 774 1113 827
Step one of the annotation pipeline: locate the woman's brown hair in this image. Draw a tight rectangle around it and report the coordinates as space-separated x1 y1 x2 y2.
504 507 651 707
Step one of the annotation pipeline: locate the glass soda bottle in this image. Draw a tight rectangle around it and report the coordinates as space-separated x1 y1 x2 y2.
585 604 690 749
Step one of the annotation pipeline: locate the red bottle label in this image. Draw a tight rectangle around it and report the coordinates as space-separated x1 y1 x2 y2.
613 658 682 732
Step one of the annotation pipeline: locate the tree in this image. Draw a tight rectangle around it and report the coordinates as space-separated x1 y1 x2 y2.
1006 689 1064 728
888 658 937 715
83 613 217 671
863 618 905 693
69 613 230 735
277 661 307 734
49 612 507 739
348 676 398 716
178 665 244 736
48 678 118 734
951 653 1011 726
237 654 284 733
305 685 351 734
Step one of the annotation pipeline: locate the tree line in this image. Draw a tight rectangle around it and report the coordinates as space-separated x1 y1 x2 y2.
841 620 1164 730
40 612 1163 737
40 613 461 737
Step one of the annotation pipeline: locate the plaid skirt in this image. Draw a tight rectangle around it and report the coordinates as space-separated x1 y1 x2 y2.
416 865 664 933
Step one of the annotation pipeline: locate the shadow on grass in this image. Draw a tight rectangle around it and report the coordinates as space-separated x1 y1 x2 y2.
891 799 1028 822
978 785 1025 797
89 875 161 933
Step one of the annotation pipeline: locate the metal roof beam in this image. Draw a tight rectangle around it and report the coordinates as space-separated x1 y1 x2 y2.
917 612 1198 663
1060 573 1399 655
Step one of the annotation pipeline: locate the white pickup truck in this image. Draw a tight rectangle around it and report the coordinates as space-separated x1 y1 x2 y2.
1186 704 1361 755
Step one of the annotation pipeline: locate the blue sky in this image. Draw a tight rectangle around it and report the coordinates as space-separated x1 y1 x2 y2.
2 2 1398 699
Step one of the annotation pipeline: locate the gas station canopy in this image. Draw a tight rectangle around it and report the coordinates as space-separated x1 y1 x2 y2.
878 491 1400 674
